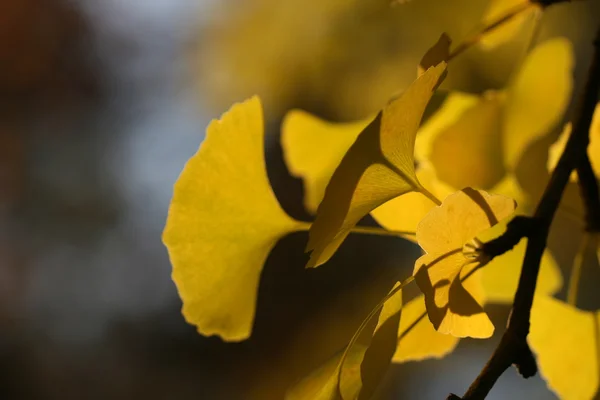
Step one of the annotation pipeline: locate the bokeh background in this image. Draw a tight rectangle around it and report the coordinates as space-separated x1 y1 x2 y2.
1 0 599 399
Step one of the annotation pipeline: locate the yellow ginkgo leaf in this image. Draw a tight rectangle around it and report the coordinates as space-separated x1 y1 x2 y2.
548 103 600 180
429 92 506 190
371 166 453 237
529 296 600 400
286 284 403 400
163 96 302 342
286 345 365 400
306 63 447 268
282 110 371 214
479 0 538 49
414 188 516 338
414 92 479 163
477 220 562 303
393 295 459 363
503 37 574 167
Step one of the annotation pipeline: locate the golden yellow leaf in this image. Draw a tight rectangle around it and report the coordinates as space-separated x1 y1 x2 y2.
358 283 403 400
479 0 538 49
503 38 574 167
286 284 403 400
414 188 516 338
282 110 371 214
393 295 459 363
548 104 600 180
306 63 447 268
429 93 505 190
414 92 479 163
592 103 600 174
529 296 600 400
163 96 302 341
477 220 562 303
286 345 364 400
371 166 453 236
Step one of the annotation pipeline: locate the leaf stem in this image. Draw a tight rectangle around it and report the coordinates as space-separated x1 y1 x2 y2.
419 186 442 206
296 221 415 238
348 225 416 238
567 233 590 306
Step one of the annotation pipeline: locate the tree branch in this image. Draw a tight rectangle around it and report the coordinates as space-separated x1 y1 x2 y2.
449 25 600 400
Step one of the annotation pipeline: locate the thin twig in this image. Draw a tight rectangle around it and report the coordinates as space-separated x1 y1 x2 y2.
450 25 600 400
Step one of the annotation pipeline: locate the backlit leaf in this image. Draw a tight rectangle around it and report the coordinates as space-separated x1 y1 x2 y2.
306 63 447 268
286 346 364 400
548 103 600 180
163 96 302 341
479 0 538 49
529 296 600 400
503 38 574 167
477 220 562 303
414 188 516 338
393 295 459 363
282 110 370 214
358 283 403 400
371 166 453 237
414 92 479 163
429 93 505 189
286 284 403 400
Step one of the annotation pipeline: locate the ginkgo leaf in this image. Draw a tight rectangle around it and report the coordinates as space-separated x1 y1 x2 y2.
529 296 600 400
414 188 516 338
479 0 538 49
417 39 573 195
286 345 365 400
429 92 505 190
371 166 453 236
286 284 403 400
414 92 479 163
358 282 403 400
163 96 302 342
548 103 600 180
306 63 447 268
503 37 574 167
393 295 459 363
477 220 562 303
282 110 371 214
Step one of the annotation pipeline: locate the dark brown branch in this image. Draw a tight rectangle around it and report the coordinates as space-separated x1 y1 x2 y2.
576 153 600 231
451 25 600 400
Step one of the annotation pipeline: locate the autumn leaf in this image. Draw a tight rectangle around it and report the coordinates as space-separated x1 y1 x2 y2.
306 63 447 268
548 103 600 179
162 96 303 341
370 166 453 237
503 37 574 167
430 93 505 189
282 110 371 214
286 284 403 400
477 220 563 303
417 38 573 191
393 295 459 363
479 0 539 49
414 188 516 338
529 296 600 400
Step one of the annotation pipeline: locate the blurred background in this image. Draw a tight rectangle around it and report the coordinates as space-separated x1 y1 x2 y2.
0 0 598 399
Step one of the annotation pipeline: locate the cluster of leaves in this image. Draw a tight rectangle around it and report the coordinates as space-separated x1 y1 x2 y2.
163 1 600 399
